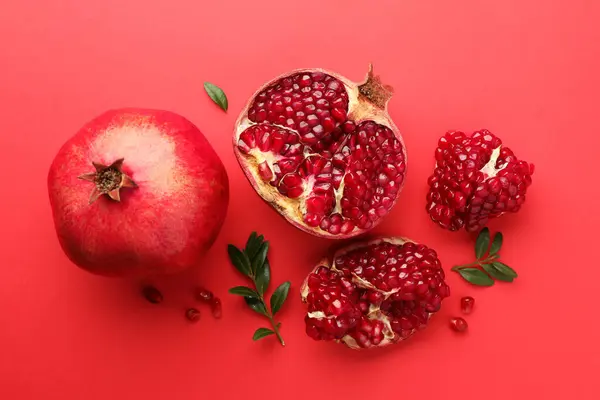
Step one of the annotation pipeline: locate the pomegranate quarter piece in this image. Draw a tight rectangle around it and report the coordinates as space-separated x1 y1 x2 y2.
426 130 534 232
233 66 406 239
301 237 450 349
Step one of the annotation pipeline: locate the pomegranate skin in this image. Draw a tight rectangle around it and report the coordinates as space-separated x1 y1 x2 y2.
48 108 229 277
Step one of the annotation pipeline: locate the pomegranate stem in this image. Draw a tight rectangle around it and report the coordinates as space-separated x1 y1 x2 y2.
451 254 499 271
268 316 285 346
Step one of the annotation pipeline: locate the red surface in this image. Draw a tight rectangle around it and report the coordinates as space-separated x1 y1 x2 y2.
1 1 598 399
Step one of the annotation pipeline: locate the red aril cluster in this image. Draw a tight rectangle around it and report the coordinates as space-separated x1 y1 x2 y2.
301 237 450 349
141 285 222 321
234 67 406 239
426 130 534 232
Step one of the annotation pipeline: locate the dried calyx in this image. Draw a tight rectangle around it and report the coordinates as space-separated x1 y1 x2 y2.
233 66 406 239
78 158 137 204
301 237 450 349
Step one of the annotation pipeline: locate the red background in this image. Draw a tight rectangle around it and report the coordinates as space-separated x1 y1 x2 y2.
1 1 599 399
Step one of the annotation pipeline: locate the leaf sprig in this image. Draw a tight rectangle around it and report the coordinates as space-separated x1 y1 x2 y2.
227 232 291 346
452 228 518 286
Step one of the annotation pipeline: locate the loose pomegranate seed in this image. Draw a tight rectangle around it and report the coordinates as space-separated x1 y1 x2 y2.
450 317 468 332
195 287 214 302
460 296 475 314
210 298 222 319
302 238 449 349
426 130 534 232
235 69 405 238
142 286 163 304
186 308 200 322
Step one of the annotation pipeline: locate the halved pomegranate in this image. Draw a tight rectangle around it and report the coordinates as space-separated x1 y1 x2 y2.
426 129 534 232
301 237 450 349
233 66 406 238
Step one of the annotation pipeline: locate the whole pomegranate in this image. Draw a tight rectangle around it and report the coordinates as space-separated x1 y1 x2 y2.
47 108 229 277
233 66 406 238
426 130 534 232
301 237 450 349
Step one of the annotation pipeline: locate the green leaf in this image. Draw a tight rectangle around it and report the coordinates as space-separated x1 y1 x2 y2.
252 327 275 341
492 262 518 278
475 227 491 259
482 263 513 282
245 232 265 260
255 258 271 296
228 286 260 298
244 297 268 317
457 268 495 286
245 231 257 247
251 241 269 276
490 232 503 255
270 281 291 315
227 244 252 277
203 82 228 111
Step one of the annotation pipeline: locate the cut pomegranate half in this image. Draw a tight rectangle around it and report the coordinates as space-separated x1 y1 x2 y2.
233 66 406 239
301 237 450 349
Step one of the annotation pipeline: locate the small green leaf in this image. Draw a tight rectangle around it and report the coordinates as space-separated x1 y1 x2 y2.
203 82 228 111
475 227 491 259
492 262 518 278
228 286 260 298
490 232 503 255
245 232 264 261
457 268 495 286
227 244 252 277
270 281 291 315
245 232 257 251
255 258 271 296
252 327 275 341
482 263 513 282
244 297 268 317
251 241 269 276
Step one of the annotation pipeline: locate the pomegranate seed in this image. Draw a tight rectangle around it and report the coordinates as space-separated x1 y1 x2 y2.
460 296 475 314
210 298 222 319
142 286 163 304
195 287 214 302
186 308 200 322
450 317 468 332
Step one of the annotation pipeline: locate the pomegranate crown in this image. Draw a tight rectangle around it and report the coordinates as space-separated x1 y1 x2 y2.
357 64 394 109
77 158 137 204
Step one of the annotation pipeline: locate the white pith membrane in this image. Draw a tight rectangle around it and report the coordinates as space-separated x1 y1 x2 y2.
300 237 445 350
233 67 406 238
